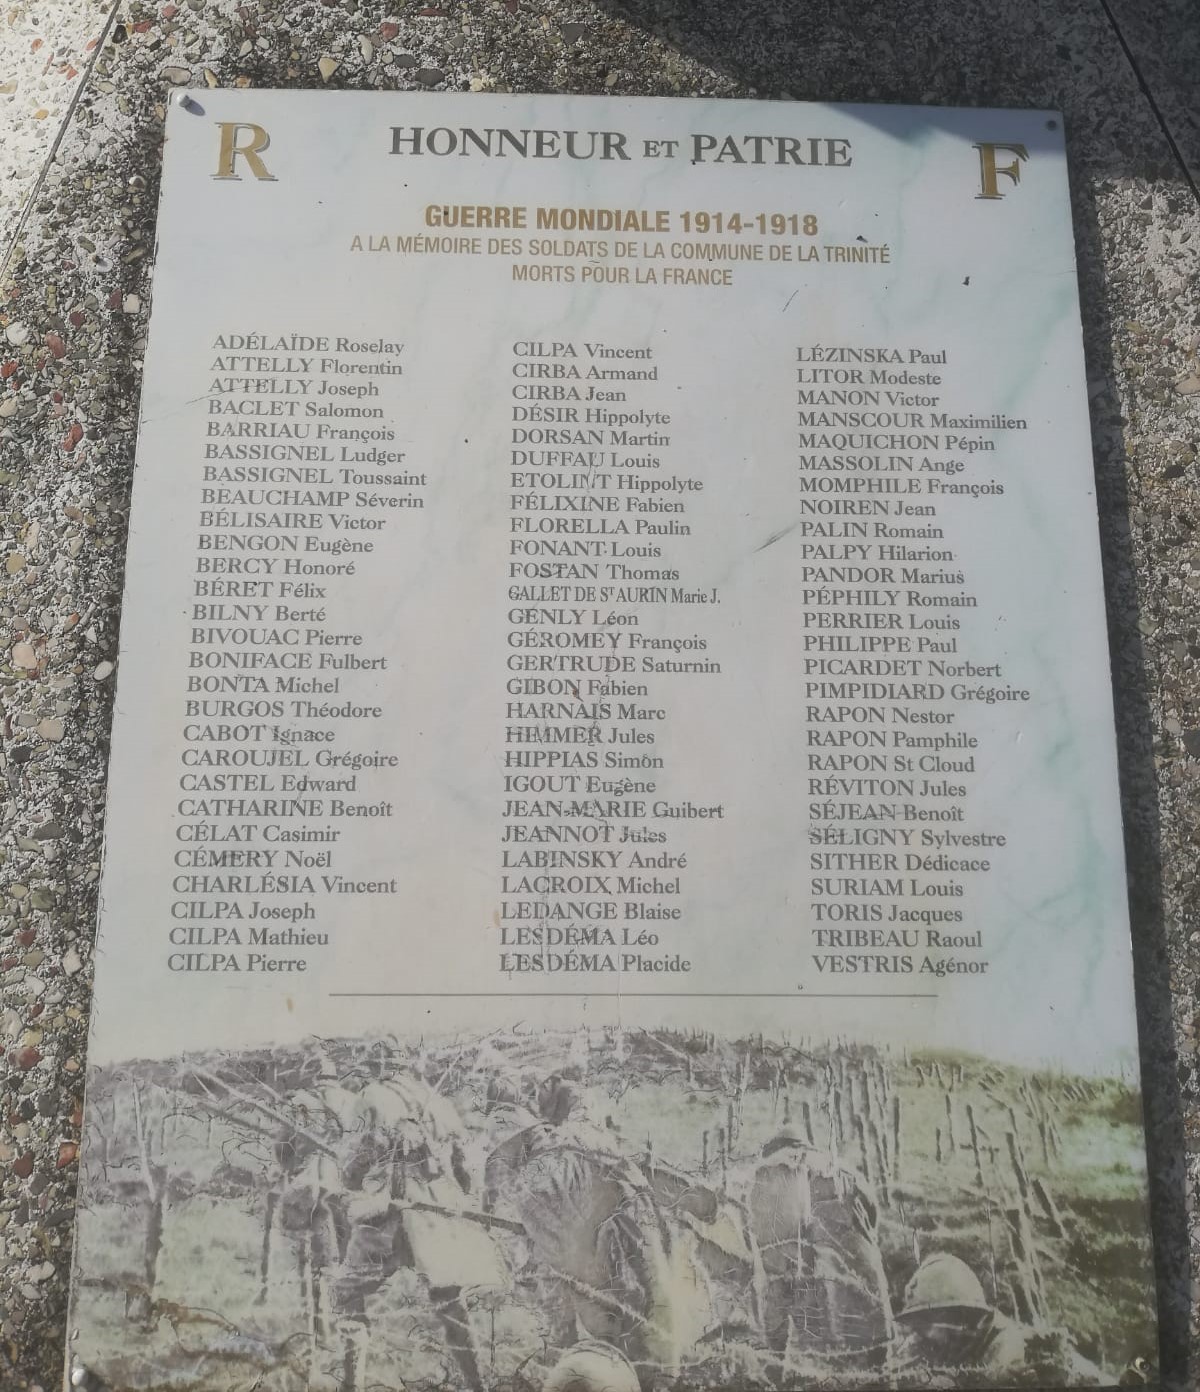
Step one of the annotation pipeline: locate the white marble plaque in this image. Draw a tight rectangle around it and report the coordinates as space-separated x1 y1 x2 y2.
67 93 1158 1391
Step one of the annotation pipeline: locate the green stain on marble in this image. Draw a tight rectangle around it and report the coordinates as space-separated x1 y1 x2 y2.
1018 669 1113 1001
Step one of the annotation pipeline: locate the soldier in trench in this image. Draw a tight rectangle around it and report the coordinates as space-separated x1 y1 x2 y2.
745 1126 894 1379
484 1074 714 1388
280 1060 507 1392
889 1252 1105 1387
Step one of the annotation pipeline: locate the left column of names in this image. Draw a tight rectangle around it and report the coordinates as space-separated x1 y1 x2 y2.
172 331 424 977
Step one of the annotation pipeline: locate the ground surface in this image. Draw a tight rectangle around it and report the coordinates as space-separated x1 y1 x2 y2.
0 2 1197 1389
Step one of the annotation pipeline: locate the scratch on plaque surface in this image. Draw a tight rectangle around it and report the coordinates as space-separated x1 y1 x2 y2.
781 289 799 313
755 521 798 553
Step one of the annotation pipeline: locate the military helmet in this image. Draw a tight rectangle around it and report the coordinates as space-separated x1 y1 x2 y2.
544 1341 640 1392
898 1253 991 1320
761 1125 810 1158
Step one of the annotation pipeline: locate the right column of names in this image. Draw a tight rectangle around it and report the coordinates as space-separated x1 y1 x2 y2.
797 342 1025 987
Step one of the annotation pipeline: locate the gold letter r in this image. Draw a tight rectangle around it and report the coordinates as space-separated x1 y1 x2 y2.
213 122 277 181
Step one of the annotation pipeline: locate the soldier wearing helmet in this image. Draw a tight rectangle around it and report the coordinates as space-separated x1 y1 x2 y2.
745 1128 893 1378
892 1253 1104 1387
543 1339 642 1392
327 1070 507 1392
485 1073 712 1387
269 1056 505 1392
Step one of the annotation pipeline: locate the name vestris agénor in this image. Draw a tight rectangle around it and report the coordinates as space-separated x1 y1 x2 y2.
389 126 853 166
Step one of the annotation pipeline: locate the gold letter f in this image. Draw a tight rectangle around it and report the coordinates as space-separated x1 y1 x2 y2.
974 142 1028 200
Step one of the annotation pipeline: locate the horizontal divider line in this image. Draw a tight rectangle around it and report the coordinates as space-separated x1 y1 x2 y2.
327 991 938 999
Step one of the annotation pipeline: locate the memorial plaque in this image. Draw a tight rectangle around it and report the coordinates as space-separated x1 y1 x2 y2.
67 93 1158 1391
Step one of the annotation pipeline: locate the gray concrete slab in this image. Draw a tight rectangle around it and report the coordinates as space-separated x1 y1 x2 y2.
0 2 1196 1389
0 0 115 248
1103 0 1200 193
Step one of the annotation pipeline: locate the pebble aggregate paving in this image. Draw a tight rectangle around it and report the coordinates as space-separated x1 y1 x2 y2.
0 1 1197 1388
